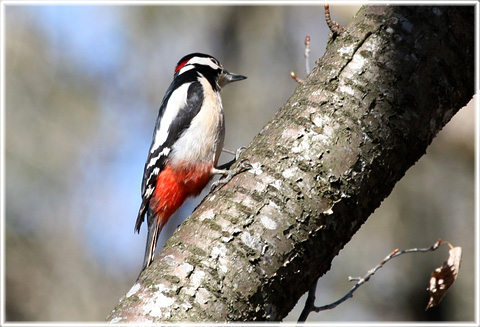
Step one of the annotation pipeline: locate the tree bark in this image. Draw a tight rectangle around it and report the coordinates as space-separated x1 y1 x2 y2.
107 5 474 322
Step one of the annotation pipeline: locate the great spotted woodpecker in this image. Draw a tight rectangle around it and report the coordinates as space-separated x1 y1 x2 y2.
135 53 246 273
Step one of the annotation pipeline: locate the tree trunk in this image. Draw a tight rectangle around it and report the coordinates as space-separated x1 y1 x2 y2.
107 5 474 322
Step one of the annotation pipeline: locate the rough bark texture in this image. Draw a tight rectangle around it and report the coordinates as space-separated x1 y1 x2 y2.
108 6 474 322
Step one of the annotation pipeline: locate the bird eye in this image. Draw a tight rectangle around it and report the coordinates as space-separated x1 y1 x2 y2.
211 58 220 68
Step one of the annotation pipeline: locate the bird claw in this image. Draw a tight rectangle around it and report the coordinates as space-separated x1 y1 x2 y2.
237 158 253 171
210 158 252 192
235 146 247 160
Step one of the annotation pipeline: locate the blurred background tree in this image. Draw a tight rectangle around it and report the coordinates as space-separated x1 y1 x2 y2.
4 4 475 322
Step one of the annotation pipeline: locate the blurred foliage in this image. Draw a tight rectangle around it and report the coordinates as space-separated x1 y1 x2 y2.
4 4 475 322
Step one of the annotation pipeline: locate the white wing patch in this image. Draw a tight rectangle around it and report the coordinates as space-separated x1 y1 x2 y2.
144 186 154 198
144 167 161 197
146 147 171 169
150 82 192 153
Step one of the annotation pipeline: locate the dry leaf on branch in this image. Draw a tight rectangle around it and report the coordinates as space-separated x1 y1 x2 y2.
426 246 462 310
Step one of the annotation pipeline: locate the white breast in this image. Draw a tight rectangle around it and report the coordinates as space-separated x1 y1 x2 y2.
169 75 225 167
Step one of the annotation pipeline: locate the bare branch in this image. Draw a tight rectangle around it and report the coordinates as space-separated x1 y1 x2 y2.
297 279 318 322
299 240 464 322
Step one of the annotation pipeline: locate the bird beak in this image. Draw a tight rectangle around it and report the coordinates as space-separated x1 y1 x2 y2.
219 70 247 88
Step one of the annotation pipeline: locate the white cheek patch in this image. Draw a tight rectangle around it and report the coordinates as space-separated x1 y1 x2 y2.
151 83 192 153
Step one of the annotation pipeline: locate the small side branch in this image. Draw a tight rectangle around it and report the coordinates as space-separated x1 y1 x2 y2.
292 3 343 84
298 240 462 322
290 72 304 84
304 35 311 75
297 279 318 322
291 35 311 84
324 4 344 36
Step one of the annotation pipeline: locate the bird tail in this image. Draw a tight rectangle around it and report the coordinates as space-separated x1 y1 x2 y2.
138 221 164 277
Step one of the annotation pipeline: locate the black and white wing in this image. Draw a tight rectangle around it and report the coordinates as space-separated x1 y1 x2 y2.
134 73 204 233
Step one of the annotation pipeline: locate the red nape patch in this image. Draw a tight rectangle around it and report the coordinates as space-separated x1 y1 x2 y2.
174 59 189 74
151 164 213 226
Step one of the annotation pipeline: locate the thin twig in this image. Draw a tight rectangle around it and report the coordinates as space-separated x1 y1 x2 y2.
298 240 443 322
290 71 304 83
324 4 344 36
304 35 311 75
291 35 311 84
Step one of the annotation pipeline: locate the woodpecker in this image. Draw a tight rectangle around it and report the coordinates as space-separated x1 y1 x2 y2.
135 53 246 273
